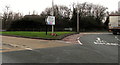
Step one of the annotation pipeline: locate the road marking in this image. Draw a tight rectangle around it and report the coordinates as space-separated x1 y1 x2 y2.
81 33 112 35
25 48 33 50
65 42 71 43
94 37 118 46
57 41 71 44
77 37 83 45
3 43 33 51
115 36 120 41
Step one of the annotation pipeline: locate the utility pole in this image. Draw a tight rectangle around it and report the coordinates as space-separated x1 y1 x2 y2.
52 0 54 34
77 3 80 33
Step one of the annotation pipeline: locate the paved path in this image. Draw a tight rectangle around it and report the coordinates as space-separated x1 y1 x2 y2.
1 36 73 52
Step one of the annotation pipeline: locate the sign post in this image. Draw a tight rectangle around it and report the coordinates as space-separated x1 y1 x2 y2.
52 0 54 34
46 23 48 35
46 0 55 34
46 16 55 33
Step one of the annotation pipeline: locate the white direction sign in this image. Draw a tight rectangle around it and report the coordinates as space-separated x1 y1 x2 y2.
47 16 55 25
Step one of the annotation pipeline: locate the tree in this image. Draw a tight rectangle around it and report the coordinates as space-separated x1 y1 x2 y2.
40 5 71 31
110 11 119 15
70 7 77 31
70 2 108 31
104 12 109 30
2 6 23 30
0 13 2 30
2 6 9 29
41 5 71 18
93 5 108 25
2 6 13 29
13 12 23 20
9 15 45 31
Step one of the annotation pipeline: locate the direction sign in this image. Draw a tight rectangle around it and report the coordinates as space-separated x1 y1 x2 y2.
47 16 55 25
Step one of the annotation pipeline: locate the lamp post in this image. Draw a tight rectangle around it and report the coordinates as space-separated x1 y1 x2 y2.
52 0 54 34
77 4 80 33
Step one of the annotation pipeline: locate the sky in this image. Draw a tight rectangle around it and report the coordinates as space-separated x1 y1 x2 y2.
0 0 120 15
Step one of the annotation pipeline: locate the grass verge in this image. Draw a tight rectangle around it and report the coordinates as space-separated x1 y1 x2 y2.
1 31 77 40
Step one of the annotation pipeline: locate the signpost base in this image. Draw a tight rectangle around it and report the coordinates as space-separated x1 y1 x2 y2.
46 24 48 35
52 25 54 34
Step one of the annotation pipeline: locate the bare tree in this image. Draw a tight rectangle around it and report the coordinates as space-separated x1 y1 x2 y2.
110 11 119 15
41 5 71 18
93 5 108 23
2 6 23 30
2 5 10 29
70 2 108 31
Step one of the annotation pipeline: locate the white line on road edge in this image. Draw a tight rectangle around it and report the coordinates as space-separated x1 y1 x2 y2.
77 37 83 45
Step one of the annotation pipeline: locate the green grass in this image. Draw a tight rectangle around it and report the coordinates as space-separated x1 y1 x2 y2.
1 31 75 39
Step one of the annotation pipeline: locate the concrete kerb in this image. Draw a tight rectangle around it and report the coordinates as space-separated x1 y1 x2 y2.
2 32 79 40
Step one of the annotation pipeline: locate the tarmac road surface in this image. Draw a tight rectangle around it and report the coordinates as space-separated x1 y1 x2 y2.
1 33 119 63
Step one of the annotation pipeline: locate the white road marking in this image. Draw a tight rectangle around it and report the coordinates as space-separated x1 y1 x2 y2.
3 43 33 50
96 37 101 41
25 48 33 50
58 41 71 43
9 44 19 47
115 36 120 41
81 33 112 35
77 37 83 45
94 37 118 46
65 42 71 43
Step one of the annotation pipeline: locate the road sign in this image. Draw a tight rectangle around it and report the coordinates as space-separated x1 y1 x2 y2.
47 16 55 25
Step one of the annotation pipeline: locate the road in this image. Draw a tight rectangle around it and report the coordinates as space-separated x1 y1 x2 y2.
1 33 119 63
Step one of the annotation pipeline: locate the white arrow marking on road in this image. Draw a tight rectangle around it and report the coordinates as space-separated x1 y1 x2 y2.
77 37 83 45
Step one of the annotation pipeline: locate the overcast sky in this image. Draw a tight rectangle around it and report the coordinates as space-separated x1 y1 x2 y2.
0 0 120 15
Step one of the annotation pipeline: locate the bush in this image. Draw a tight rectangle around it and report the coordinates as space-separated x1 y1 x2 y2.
8 15 46 31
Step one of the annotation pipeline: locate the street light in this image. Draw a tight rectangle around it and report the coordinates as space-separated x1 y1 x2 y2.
52 0 54 34
77 4 80 33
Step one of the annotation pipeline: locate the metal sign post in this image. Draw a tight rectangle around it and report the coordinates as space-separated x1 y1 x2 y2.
45 18 47 35
46 0 55 34
45 18 49 35
52 0 54 34
51 26 54 34
46 16 55 33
